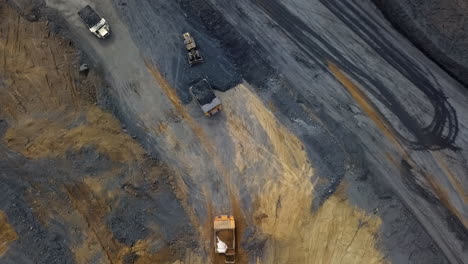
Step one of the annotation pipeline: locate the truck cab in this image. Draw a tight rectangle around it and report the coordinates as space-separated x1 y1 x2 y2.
91 19 110 39
214 215 235 263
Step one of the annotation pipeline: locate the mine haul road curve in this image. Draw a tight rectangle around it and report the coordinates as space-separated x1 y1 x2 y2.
42 0 467 263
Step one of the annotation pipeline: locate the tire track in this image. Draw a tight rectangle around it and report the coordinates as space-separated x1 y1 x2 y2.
321 0 459 151
255 0 459 151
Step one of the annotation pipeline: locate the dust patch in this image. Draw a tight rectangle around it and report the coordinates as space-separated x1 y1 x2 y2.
432 152 468 206
330 63 467 231
0 210 18 256
64 182 131 264
224 83 314 232
222 83 313 223
130 242 205 264
25 160 195 264
260 188 385 264
147 64 236 249
222 84 384 263
387 153 468 230
0 4 97 120
0 3 198 263
3 107 144 163
328 62 400 147
145 63 216 154
1 1 143 164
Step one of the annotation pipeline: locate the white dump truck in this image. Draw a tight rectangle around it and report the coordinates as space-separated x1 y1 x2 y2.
214 215 236 263
190 79 222 117
78 5 110 39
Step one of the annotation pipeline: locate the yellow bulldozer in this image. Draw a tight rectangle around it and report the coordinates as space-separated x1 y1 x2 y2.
182 32 203 65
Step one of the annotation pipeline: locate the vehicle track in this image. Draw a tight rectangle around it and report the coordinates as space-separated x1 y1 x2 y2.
257 0 459 151
17 0 468 262
321 0 459 151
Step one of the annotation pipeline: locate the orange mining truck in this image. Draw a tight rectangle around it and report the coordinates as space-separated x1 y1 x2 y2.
214 215 236 263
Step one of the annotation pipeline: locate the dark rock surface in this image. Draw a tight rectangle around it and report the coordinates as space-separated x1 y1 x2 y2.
373 0 468 88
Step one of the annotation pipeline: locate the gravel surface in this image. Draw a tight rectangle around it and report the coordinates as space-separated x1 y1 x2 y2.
372 0 468 88
3 0 468 263
0 5 197 263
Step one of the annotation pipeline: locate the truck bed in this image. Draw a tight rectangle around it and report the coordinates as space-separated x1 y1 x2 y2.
216 229 234 249
78 5 101 28
190 79 216 106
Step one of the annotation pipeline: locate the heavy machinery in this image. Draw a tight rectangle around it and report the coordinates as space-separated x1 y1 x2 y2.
78 5 110 39
182 32 203 65
189 79 222 117
214 215 235 263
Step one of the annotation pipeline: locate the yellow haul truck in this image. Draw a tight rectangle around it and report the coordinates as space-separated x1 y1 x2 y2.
214 215 235 263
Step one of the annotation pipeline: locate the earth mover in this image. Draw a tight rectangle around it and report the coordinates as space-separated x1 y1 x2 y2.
189 79 222 117
182 32 203 65
78 5 110 39
214 215 235 263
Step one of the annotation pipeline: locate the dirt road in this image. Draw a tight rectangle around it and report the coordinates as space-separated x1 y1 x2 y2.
0 3 199 263
2 0 468 263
